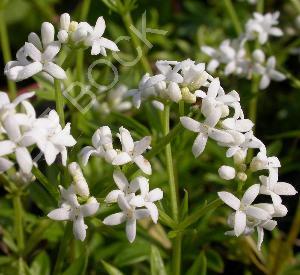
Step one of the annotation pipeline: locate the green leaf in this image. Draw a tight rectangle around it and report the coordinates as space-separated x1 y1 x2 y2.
62 250 88 275
206 249 224 273
0 256 14 266
101 260 124 275
186 251 207 275
180 189 189 219
150 246 167 275
30 251 50 275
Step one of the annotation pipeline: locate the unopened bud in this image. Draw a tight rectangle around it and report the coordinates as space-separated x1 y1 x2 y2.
218 165 236 180
68 162 90 197
181 87 196 103
237 172 247 182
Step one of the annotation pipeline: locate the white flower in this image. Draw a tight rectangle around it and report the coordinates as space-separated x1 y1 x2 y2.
0 115 33 173
218 184 271 236
103 194 150 243
256 56 286 89
95 85 132 115
80 126 117 165
259 175 297 206
48 185 99 241
180 116 234 157
218 165 236 180
130 178 163 223
5 23 66 82
104 170 140 203
246 12 283 44
112 127 152 175
250 152 280 175
221 117 254 133
23 110 76 166
0 91 35 124
68 162 90 197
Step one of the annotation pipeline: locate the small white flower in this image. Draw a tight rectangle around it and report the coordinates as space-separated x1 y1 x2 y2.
218 184 271 236
5 23 66 82
103 194 150 243
48 185 99 241
68 162 90 197
23 110 76 166
180 116 234 157
104 170 140 203
130 178 163 223
112 127 152 175
246 12 283 44
218 165 236 180
80 126 117 165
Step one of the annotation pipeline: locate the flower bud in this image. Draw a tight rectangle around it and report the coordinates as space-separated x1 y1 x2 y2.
250 156 265 171
60 13 70 31
218 165 236 180
233 149 246 165
252 49 265 63
221 105 229 118
57 30 69 43
41 22 55 47
68 162 90 197
155 80 166 92
237 172 247 182
168 82 182 103
181 87 196 103
69 21 79 32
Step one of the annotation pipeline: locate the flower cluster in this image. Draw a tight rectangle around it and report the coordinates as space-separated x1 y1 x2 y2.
48 162 99 241
81 126 162 242
4 14 118 83
129 58 296 250
0 91 76 180
201 12 285 89
80 126 152 175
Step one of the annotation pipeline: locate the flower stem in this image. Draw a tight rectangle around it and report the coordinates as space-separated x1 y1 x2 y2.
54 79 65 127
122 12 152 74
162 104 181 275
223 0 243 35
53 222 72 274
0 11 16 99
13 195 25 254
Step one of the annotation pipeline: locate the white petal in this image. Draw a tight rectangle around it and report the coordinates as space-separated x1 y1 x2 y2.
3 116 21 142
44 142 59 165
80 147 102 166
98 37 119 52
130 195 145 207
94 16 106 37
47 208 70 220
234 210 246 236
103 212 126 225
105 190 124 203
41 22 55 47
129 176 148 193
209 129 234 143
133 136 151 156
274 182 297 196
17 62 43 81
260 75 270 90
218 191 240 210
42 41 61 61
16 147 32 174
133 155 152 175
180 117 201 132
28 32 42 51
135 209 150 220
257 226 264 251
43 62 67 79
145 202 159 223
113 170 128 191
241 184 260 206
245 206 270 220
117 194 131 211
118 127 134 152
73 216 87 241
24 42 41 62
81 197 99 217
112 152 132 165
60 13 70 31
0 157 14 172
148 188 163 202
192 133 208 157
0 141 16 156
207 78 220 98
126 219 136 243
167 82 182 102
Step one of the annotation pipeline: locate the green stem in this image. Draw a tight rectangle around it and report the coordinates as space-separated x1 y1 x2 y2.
162 105 181 275
80 0 91 20
287 199 300 247
54 79 65 127
53 222 72 274
0 11 16 99
122 12 152 74
13 195 24 254
257 0 264 13
223 0 243 35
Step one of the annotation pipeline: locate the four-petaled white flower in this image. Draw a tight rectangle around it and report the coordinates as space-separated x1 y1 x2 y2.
103 194 150 243
5 23 66 82
218 184 271 236
48 185 99 241
112 127 152 175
